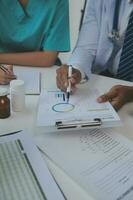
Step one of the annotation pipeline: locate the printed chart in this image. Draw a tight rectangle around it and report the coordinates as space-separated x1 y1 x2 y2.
37 88 120 127
51 92 75 113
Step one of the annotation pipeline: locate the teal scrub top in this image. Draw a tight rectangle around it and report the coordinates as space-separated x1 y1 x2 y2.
0 0 70 53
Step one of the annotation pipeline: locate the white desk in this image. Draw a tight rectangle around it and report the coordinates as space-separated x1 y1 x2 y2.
0 66 133 200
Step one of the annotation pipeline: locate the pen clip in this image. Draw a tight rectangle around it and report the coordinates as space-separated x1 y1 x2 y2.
55 118 102 129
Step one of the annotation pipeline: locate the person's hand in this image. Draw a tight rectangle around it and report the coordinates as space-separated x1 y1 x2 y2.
0 65 16 85
56 65 81 91
97 85 133 111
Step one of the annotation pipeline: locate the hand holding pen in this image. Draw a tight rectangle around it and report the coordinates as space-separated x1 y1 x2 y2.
56 65 82 92
0 65 16 85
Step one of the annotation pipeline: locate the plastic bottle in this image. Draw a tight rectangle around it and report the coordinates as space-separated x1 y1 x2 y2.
10 80 25 112
0 88 10 118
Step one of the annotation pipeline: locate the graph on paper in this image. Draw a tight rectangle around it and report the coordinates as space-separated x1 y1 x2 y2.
37 88 120 127
51 91 75 113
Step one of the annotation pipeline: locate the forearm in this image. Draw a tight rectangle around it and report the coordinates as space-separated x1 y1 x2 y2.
0 51 58 67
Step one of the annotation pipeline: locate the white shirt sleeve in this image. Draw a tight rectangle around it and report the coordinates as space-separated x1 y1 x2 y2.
68 0 99 79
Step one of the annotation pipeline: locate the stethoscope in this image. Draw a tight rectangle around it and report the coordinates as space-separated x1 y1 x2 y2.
108 0 122 43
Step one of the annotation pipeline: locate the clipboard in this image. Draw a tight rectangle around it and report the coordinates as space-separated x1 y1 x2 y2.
55 118 102 129
36 89 121 131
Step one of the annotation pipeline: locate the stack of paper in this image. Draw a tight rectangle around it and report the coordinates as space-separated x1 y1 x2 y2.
35 128 133 200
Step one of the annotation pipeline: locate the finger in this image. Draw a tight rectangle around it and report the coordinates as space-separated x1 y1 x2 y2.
56 66 68 90
4 65 14 74
70 77 77 88
72 71 81 84
7 65 13 71
4 76 16 84
59 74 68 91
97 94 109 103
70 75 80 89
4 73 16 79
0 72 16 84
111 100 123 111
56 74 67 92
97 89 118 103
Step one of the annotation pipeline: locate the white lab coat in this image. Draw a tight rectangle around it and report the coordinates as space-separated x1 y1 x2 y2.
69 0 133 78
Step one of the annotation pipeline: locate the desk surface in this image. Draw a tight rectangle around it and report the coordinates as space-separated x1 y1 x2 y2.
0 66 133 200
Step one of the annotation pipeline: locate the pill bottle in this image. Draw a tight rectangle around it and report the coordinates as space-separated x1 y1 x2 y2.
10 80 25 112
0 88 10 118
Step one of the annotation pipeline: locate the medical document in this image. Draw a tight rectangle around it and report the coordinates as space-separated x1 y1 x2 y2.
0 131 65 200
37 88 120 128
35 128 133 200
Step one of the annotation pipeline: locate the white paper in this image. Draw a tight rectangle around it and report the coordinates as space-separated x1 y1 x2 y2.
0 68 40 94
0 131 65 200
37 88 120 128
35 128 133 200
14 68 41 94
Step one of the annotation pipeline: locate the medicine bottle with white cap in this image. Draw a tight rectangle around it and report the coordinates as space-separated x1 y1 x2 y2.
0 88 10 118
10 80 25 112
